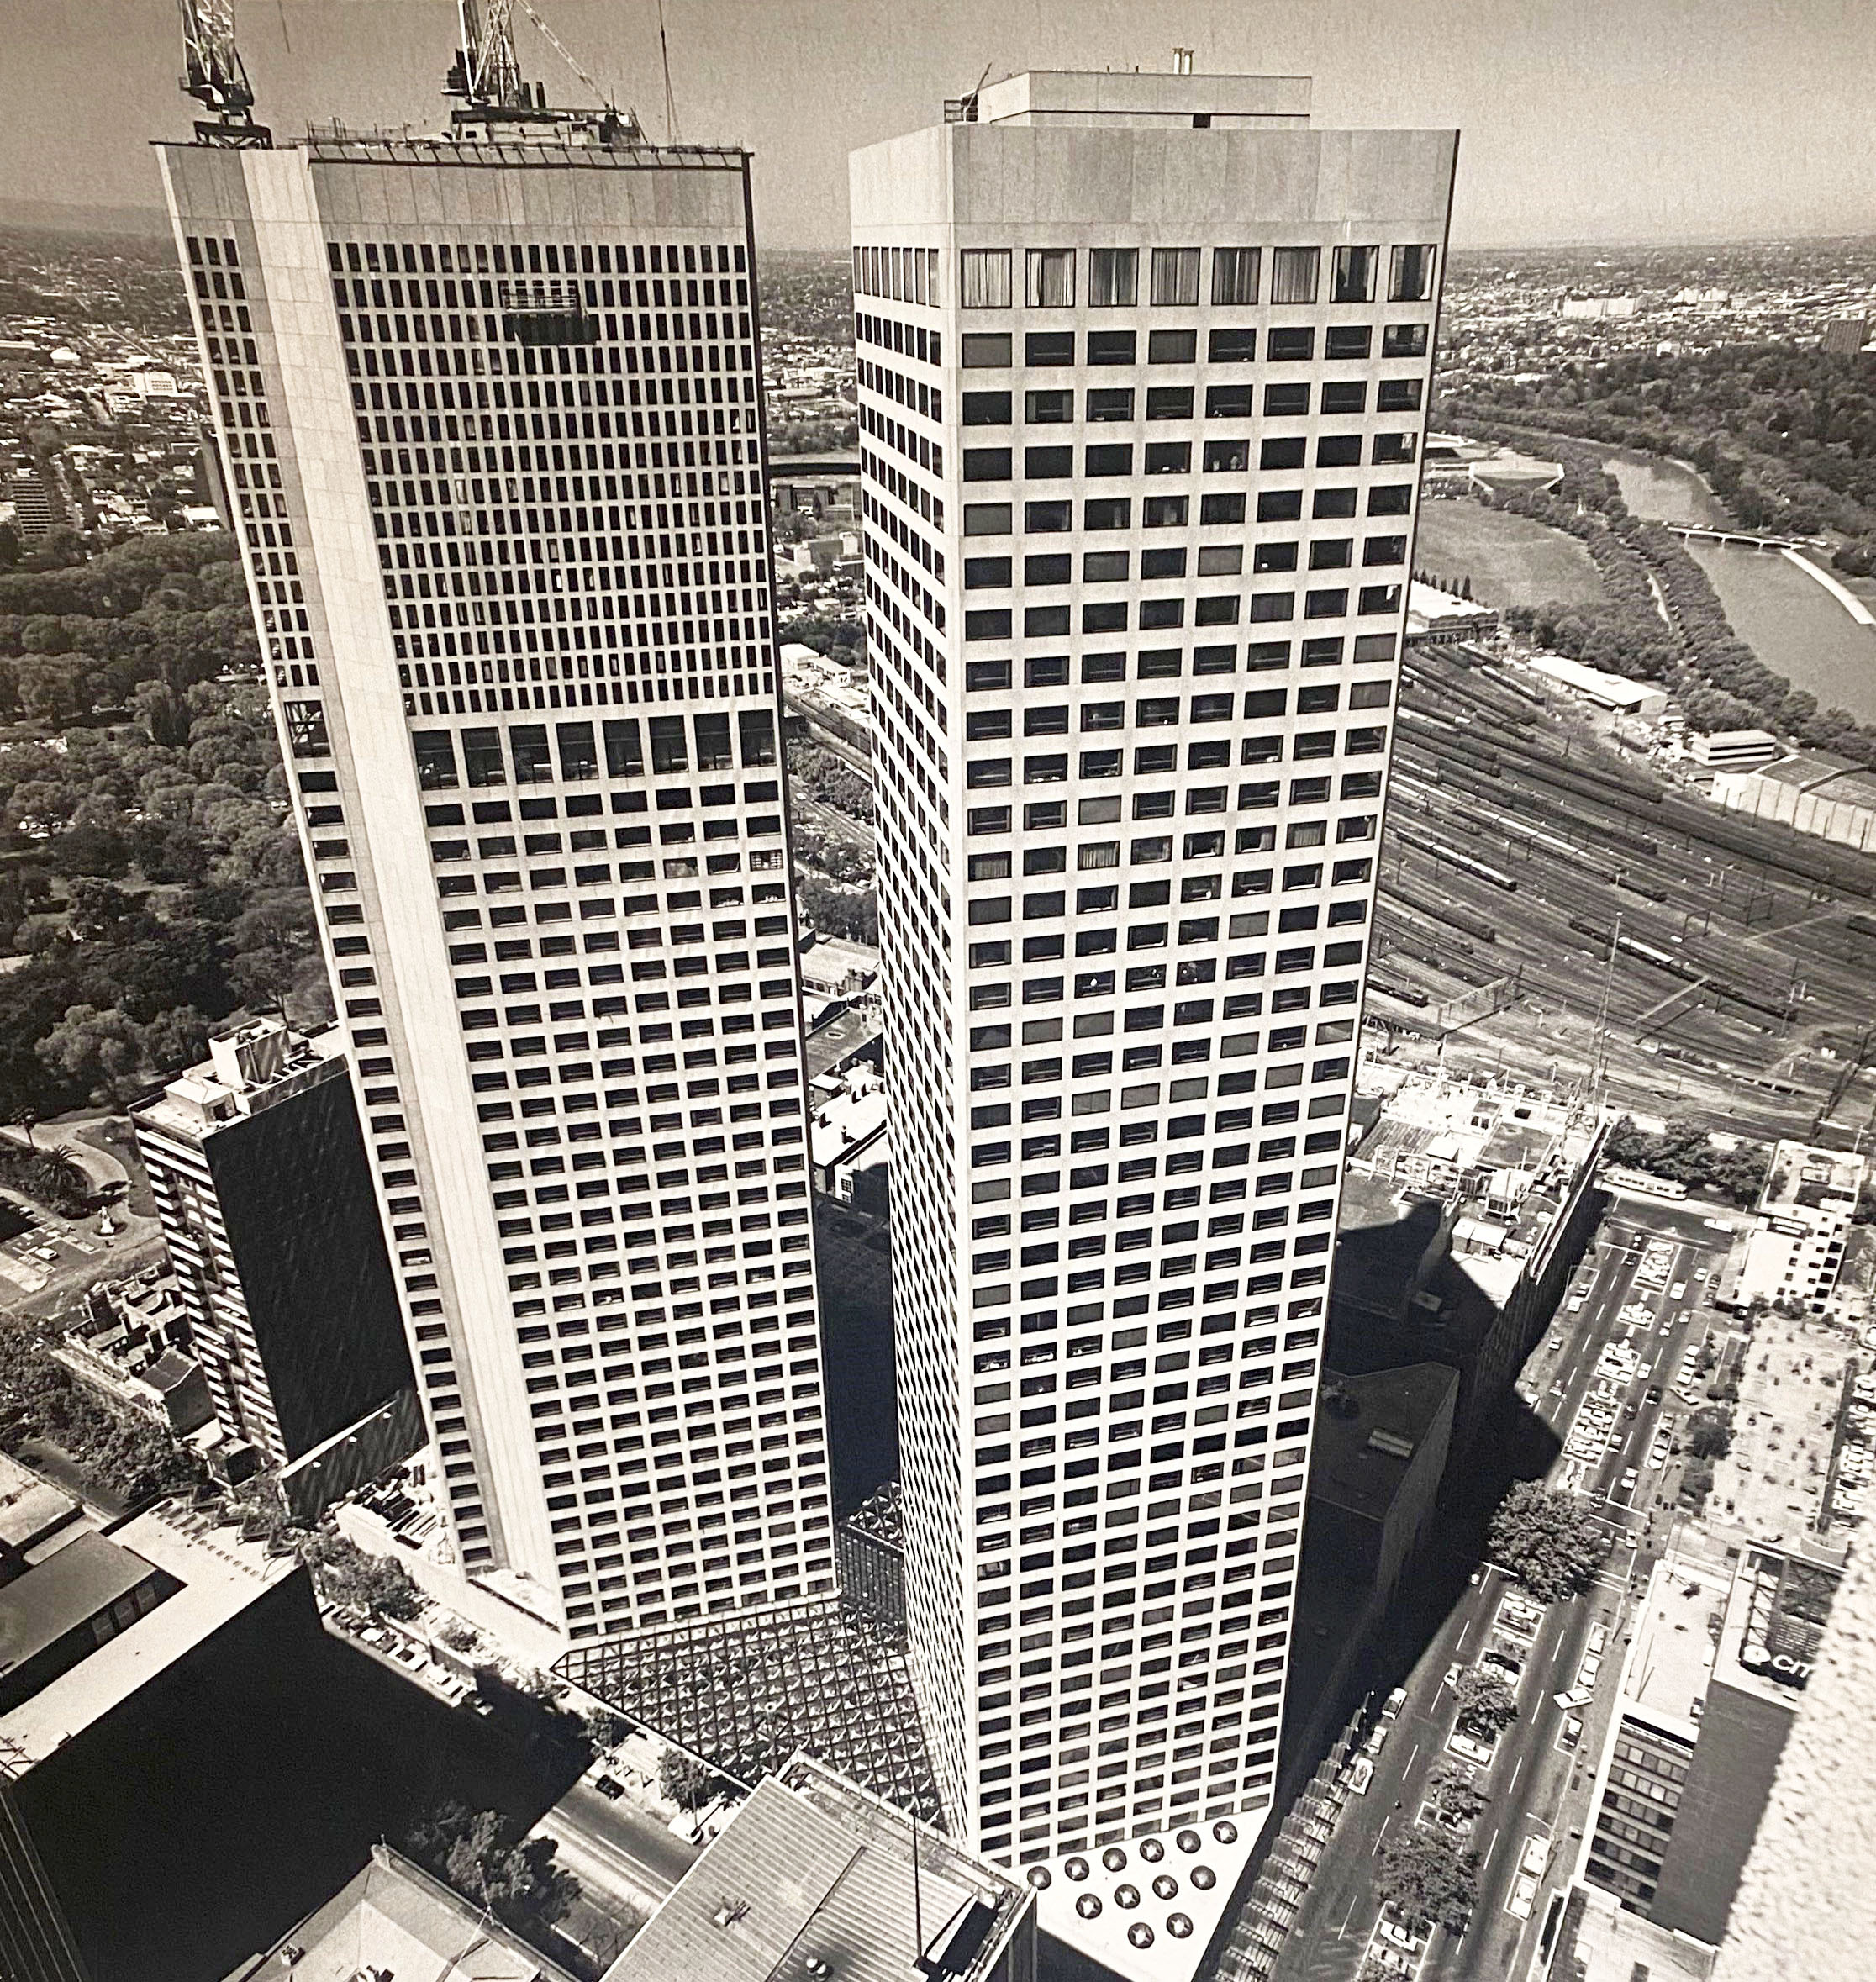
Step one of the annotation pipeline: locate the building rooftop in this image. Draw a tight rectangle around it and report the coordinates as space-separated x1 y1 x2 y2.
131 1017 347 1144
0 1500 290 1768
1309 1364 1459 1524
229 1843 579 1982
605 1753 1029 1982
0 1530 155 1679
969 69 1311 127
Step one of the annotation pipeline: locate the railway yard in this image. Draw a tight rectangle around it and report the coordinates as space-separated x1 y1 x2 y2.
1377 644 1876 1144
783 642 1876 1151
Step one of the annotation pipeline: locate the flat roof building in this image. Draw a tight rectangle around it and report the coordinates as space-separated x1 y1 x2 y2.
603 1751 1035 1982
130 1020 414 1482
159 62 835 1647
850 60 1456 1957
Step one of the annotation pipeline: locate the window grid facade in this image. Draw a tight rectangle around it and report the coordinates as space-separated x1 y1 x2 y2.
852 86 1454 1870
161 133 834 1645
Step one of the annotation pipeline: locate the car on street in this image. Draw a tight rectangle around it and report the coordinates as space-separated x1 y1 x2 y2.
1348 1757 1374 1795
1520 1836 1552 1877
1554 1688 1593 1711
1383 1686 1407 1719
1362 1723 1387 1758
1560 1716 1583 1753
1448 1729 1497 1767
1577 1656 1602 1688
1670 1281 1687 1299
1621 1468 1639 1492
1444 1662 1463 1691
1588 1624 1609 1656
594 1774 624 1800
1647 1384 1663 1404
1508 1872 1541 1920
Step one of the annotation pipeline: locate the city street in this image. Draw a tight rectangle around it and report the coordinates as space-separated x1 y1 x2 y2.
1271 1195 1736 1982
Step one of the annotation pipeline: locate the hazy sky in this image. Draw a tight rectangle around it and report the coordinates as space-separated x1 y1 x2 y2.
3 0 1871 250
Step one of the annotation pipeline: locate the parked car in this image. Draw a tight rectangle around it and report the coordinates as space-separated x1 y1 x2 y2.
1508 1873 1540 1921
1520 1836 1552 1878
1348 1756 1374 1795
1587 1624 1609 1656
1647 1385 1663 1404
1383 1686 1407 1720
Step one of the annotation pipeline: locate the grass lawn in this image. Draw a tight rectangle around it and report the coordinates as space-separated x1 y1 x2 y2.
1415 497 1605 610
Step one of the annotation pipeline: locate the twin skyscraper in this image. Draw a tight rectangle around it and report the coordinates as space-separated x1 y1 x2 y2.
159 61 1455 1885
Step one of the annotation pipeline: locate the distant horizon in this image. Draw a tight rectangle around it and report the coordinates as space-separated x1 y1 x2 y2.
7 2 1876 256
3 192 1875 271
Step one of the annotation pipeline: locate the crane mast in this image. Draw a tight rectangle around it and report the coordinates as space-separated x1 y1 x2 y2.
176 0 271 146
446 0 545 117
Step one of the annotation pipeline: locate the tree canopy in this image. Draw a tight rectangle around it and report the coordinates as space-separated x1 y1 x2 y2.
401 1800 578 1933
1374 1827 1480 1935
1487 1481 1613 1602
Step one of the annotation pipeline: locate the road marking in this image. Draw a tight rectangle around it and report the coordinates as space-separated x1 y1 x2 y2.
1509 1753 1524 1793
1378 1814 1393 1844
1457 1618 1474 1650
1336 1890 1361 1938
1481 1824 1501 1869
1404 1741 1419 1774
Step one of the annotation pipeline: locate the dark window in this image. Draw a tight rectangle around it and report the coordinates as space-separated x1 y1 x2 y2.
1085 442 1135 476
1146 386 1194 419
1314 488 1358 519
737 710 777 767
646 717 688 775
1257 490 1303 523
1025 445 1074 478
1320 381 1367 414
461 728 505 787
1026 388 1073 423
1266 327 1315 362
963 390 1014 425
1087 387 1135 421
1201 492 1246 525
512 724 554 783
1026 604 1073 637
1204 439 1250 473
603 719 643 777
1025 500 1072 532
1141 546 1187 580
693 713 733 771
1315 435 1362 467
1023 554 1071 585
967 609 1014 640
1087 329 1137 366
555 720 598 780
1383 323 1430 357
1331 245 1378 303
1208 327 1257 363
1148 328 1198 364
1368 484 1414 515
1025 330 1076 366
1206 385 1255 419
1143 494 1188 526
1084 498 1132 530
1378 378 1423 411
413 730 459 790
962 331 1013 367
1145 441 1191 475
967 556 1014 588
1325 325 1373 359
1263 382 1310 416
1261 437 1307 471
966 502 1014 535
965 447 1014 482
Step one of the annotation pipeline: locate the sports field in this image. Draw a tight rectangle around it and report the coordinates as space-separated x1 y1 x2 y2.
1414 496 1605 609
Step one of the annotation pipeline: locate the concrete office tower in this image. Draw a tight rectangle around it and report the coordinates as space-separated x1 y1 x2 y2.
851 71 1455 1881
131 1019 414 1474
158 107 833 1647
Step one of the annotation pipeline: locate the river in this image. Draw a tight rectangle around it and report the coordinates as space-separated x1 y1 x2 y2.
1602 449 1876 723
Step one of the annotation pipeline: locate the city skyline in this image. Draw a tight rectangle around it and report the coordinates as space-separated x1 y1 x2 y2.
0 0 1870 253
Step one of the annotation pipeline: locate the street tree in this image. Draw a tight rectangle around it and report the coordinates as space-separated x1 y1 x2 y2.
1453 1668 1520 1736
402 1800 578 1932
1487 1480 1612 1602
1373 1827 1480 1935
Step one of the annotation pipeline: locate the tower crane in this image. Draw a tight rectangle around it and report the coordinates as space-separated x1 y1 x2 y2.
176 0 271 146
445 0 542 116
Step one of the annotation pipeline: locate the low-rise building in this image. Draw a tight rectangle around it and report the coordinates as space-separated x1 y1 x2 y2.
229 1843 581 1982
1715 1140 1866 1319
603 1750 1035 1982
1691 729 1782 771
1327 1074 1606 1462
1559 1545 1834 1981
49 1274 212 1437
1709 750 1876 855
